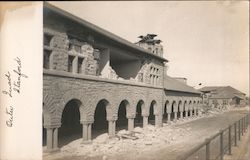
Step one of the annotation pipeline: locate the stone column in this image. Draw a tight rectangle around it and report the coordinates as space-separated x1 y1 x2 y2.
194 109 197 116
167 113 171 122
128 118 134 132
108 120 116 138
180 111 183 119
53 128 58 150
82 123 88 142
155 114 163 127
143 116 148 128
112 120 116 136
88 123 92 141
174 112 177 121
46 128 53 151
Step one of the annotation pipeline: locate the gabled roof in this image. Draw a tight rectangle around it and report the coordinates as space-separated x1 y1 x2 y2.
164 75 201 94
44 2 168 62
199 86 246 99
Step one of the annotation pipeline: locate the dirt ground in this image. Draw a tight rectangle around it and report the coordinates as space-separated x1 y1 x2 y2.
43 108 250 160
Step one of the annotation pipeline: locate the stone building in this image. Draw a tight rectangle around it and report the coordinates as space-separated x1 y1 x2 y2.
199 86 246 108
43 3 202 152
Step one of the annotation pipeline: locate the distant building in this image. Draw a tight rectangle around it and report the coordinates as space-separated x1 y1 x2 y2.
199 86 246 108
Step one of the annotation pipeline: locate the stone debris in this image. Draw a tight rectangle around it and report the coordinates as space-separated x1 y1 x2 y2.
45 106 249 160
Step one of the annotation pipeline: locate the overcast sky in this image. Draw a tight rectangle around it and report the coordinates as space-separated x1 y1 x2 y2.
50 1 249 96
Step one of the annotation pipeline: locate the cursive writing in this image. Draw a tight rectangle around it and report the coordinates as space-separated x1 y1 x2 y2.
2 72 12 98
1 57 28 127
6 106 14 127
13 57 28 94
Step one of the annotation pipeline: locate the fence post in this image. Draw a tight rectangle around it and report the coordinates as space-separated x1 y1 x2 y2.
238 120 241 141
241 118 244 136
243 117 245 133
228 125 232 155
245 116 248 131
205 138 210 160
220 130 224 160
244 116 246 132
234 122 237 146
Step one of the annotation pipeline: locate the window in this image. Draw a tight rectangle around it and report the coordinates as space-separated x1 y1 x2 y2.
149 66 160 86
43 49 52 69
155 48 158 55
77 57 84 74
68 38 88 74
68 55 75 73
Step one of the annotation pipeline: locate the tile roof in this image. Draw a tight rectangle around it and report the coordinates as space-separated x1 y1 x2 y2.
164 75 201 94
199 86 246 99
44 2 168 62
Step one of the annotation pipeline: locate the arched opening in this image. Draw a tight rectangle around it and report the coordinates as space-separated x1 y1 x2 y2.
177 101 182 119
149 100 156 125
183 101 187 117
59 99 81 147
188 101 192 116
192 101 196 116
135 100 144 127
116 100 129 131
163 101 169 122
171 101 176 120
92 99 109 139
42 116 46 147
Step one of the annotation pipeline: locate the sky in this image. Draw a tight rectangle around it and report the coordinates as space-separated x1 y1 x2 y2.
50 1 249 96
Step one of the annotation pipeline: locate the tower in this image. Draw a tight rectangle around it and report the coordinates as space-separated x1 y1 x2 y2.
135 34 163 57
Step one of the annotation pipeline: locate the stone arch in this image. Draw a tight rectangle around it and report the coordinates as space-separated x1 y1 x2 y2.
188 100 192 116
170 101 177 120
89 94 115 121
116 99 130 130
177 100 183 119
163 100 170 122
58 90 87 125
183 100 188 111
164 100 170 114
149 100 157 125
172 100 178 112
114 98 134 118
178 100 183 112
92 98 110 138
59 98 82 147
135 99 145 127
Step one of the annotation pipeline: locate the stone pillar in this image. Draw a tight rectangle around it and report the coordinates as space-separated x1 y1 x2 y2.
88 123 92 141
167 113 171 122
128 118 134 132
155 115 163 127
174 112 177 121
143 116 148 128
113 121 116 136
180 111 183 119
184 111 186 118
194 109 197 117
46 128 53 151
82 123 88 142
53 128 58 150
108 120 116 138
